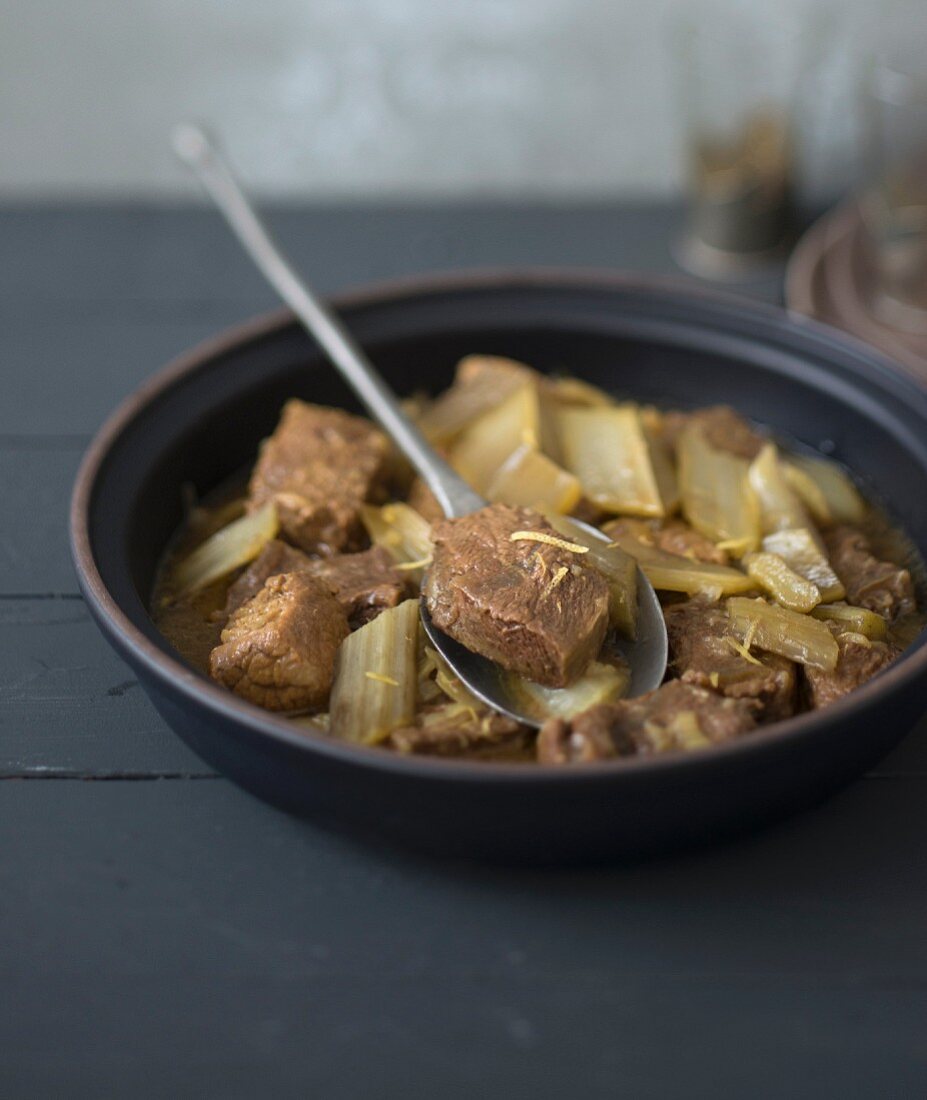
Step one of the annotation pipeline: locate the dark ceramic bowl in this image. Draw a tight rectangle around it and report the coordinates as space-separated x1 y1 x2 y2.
70 271 927 863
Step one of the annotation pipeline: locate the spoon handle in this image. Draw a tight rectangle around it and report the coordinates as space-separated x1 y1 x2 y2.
172 123 484 520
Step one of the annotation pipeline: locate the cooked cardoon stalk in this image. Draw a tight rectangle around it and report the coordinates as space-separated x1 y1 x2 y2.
678 423 760 555
547 376 615 408
417 355 531 445
448 381 545 492
556 403 679 517
606 526 755 598
743 550 822 613
486 443 582 515
361 502 433 583
727 596 839 670
545 513 639 637
783 454 866 525
781 462 834 526
173 502 278 596
810 602 889 640
761 527 845 603
329 599 420 744
504 660 631 722
748 443 813 534
422 644 485 710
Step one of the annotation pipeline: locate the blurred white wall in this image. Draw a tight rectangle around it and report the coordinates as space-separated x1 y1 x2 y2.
0 0 909 199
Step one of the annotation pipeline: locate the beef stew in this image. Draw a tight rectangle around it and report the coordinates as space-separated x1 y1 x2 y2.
153 355 925 765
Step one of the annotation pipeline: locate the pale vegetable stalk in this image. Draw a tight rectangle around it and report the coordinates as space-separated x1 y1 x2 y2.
504 661 631 722
448 382 543 493
677 424 760 555
416 355 532 446
606 526 755 597
761 527 845 602
727 596 839 670
784 454 866 525
810 602 888 640
361 502 433 583
423 645 484 710
748 443 813 534
486 443 582 515
546 376 615 408
545 513 639 637
743 551 822 613
649 711 712 752
556 404 679 518
172 502 278 596
329 599 420 744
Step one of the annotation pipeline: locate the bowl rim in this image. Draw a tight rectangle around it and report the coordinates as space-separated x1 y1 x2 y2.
70 266 927 785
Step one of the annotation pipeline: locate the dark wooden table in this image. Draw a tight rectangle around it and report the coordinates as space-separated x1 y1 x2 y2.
2 204 926 1098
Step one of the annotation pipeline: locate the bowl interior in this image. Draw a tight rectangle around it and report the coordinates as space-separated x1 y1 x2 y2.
83 277 927 669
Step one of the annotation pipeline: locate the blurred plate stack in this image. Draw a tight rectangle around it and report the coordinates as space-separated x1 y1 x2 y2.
786 200 927 381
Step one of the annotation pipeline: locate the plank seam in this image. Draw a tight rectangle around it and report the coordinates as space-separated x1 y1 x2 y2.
0 772 221 781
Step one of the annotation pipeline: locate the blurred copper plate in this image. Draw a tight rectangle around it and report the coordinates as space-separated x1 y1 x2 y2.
786 201 927 381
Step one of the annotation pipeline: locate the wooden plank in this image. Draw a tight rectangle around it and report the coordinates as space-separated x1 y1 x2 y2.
3 975 925 1099
0 203 686 309
1 778 926 1097
0 204 695 435
0 445 84 594
0 311 247 434
0 599 213 776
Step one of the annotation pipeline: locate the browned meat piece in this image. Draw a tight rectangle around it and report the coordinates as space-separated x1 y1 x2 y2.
224 539 313 615
424 503 610 688
387 707 528 757
570 498 609 527
303 545 409 628
248 399 393 554
664 598 797 722
655 519 729 565
224 541 406 628
209 573 349 711
537 680 757 764
804 634 900 708
406 477 445 523
605 517 729 565
663 405 765 460
823 525 915 621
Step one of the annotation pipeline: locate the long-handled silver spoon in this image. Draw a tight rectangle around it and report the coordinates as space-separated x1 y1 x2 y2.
172 123 667 726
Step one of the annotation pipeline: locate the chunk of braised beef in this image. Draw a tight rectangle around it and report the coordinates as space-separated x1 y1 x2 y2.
823 525 915 621
386 708 529 757
224 541 408 629
663 405 765 460
209 573 348 712
654 519 730 565
537 680 757 764
247 399 394 554
804 633 900 708
303 545 410 628
664 598 797 722
406 477 445 524
224 539 312 616
606 517 729 565
424 503 609 688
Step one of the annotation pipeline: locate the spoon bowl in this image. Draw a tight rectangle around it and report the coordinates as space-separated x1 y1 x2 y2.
421 564 668 727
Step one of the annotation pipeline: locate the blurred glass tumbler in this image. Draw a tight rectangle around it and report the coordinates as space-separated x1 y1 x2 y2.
677 11 801 276
862 47 927 332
